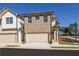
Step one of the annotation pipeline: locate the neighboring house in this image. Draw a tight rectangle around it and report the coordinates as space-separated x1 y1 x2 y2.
0 8 24 43
22 12 56 44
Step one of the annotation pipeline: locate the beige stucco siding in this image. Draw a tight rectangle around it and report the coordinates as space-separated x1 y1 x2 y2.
0 34 17 43
24 15 51 33
25 33 48 43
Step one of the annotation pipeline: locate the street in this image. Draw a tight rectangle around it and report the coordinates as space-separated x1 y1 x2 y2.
0 48 79 56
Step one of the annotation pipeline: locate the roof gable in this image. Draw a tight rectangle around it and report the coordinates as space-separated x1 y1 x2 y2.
0 7 24 21
0 7 17 17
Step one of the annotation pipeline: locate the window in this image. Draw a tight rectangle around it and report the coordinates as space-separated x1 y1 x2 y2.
44 16 48 22
28 16 32 23
35 16 39 20
6 18 9 24
10 17 13 24
6 17 13 24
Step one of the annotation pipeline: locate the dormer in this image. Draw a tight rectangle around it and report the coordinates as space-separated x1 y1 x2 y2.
0 7 24 30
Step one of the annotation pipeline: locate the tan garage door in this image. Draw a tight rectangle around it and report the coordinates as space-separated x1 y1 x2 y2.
26 33 48 43
0 34 16 43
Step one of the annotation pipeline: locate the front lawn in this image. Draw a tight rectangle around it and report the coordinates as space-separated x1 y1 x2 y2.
51 44 79 48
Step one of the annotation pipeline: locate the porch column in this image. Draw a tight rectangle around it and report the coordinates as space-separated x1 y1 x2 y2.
54 30 57 42
57 29 59 42
53 29 59 45
18 31 22 43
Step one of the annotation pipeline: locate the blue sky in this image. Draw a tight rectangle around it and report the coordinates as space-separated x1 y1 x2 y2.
0 3 79 27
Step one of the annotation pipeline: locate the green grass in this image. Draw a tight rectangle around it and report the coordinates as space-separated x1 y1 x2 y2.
51 45 79 48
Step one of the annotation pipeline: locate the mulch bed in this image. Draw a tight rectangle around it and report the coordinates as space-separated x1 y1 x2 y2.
59 37 79 45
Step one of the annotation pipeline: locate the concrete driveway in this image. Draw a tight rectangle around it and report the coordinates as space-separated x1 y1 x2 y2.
20 43 50 49
0 43 50 49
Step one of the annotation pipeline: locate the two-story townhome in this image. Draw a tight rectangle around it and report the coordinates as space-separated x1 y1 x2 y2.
22 12 56 44
0 7 57 44
0 8 24 43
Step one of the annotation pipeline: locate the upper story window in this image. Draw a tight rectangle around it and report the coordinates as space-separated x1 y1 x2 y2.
6 17 13 24
35 16 39 20
44 16 48 22
28 16 32 23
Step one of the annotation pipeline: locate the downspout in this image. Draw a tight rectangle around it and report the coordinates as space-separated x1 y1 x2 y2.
50 14 52 44
23 17 25 43
50 12 54 44
16 16 18 42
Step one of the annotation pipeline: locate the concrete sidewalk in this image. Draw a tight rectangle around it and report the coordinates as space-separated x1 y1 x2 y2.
1 43 79 50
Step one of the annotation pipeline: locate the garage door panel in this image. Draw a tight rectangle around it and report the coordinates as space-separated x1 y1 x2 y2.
26 34 48 43
0 34 16 43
